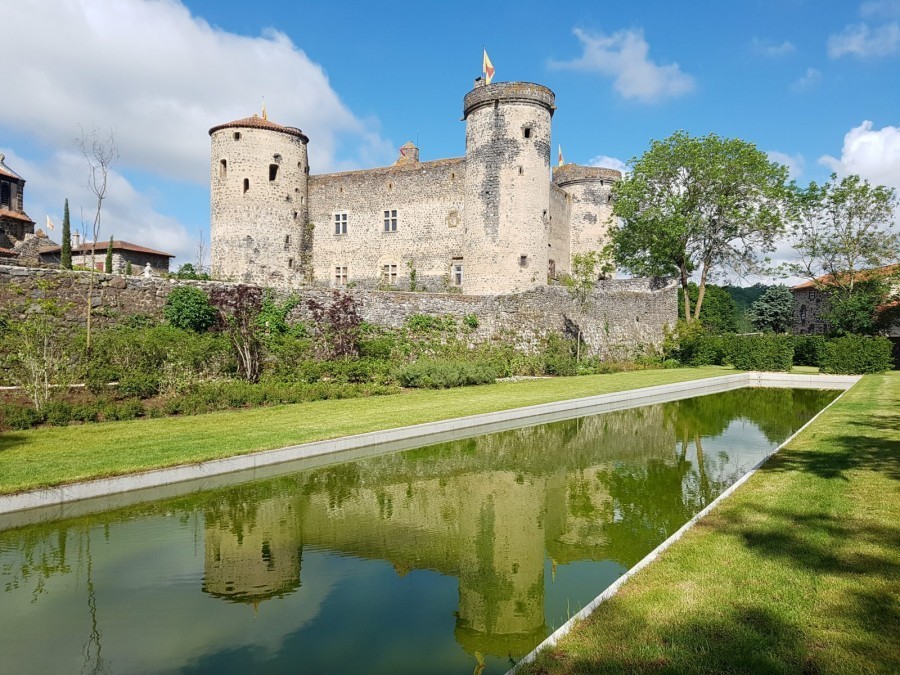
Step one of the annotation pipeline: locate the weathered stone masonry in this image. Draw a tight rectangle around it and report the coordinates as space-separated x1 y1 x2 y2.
0 266 677 356
209 80 621 296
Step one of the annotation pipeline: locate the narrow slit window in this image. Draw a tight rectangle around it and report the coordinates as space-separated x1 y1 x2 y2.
288 258 294 269
523 127 532 139
233 132 241 141
518 166 524 175
284 234 291 248
269 164 279 181
243 178 250 194
519 255 528 267
219 159 227 180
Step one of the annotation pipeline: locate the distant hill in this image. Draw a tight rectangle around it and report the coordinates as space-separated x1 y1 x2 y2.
723 284 772 332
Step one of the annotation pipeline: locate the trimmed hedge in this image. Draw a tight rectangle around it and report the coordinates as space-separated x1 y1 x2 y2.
792 335 827 368
396 359 497 389
725 334 794 372
820 335 893 374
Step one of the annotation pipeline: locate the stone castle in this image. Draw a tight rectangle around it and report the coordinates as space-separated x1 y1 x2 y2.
209 80 622 295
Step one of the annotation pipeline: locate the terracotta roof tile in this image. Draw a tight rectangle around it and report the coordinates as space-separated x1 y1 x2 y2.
791 263 900 290
0 208 34 224
0 247 18 257
41 240 175 258
209 115 309 142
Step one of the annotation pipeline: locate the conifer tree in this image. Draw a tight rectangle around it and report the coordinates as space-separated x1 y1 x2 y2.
105 236 114 273
60 199 72 269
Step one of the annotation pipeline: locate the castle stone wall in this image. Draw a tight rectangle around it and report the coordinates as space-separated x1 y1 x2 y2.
548 184 571 279
308 158 466 291
0 265 676 356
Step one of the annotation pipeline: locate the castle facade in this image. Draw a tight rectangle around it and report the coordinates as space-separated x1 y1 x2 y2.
209 81 621 295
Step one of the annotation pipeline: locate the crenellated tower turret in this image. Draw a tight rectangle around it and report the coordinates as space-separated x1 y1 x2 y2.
462 82 555 294
552 164 621 265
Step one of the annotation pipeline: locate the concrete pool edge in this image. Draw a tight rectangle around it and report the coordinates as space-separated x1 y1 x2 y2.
0 372 859 519
506 372 861 674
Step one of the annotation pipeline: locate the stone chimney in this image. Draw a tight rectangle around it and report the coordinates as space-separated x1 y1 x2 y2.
394 141 419 165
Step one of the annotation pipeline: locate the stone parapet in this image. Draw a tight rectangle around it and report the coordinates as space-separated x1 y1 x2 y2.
553 164 622 187
463 82 556 119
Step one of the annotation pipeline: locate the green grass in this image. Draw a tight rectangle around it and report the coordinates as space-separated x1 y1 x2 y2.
0 367 731 496
522 371 900 675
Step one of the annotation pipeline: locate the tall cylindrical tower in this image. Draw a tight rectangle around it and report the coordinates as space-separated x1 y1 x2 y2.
462 82 555 294
209 115 310 284
553 164 621 264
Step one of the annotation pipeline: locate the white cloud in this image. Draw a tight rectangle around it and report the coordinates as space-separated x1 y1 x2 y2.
550 27 695 103
819 120 900 191
827 22 900 58
2 147 195 261
751 38 796 57
766 151 805 180
790 67 822 92
1 0 393 184
861 0 900 18
588 155 628 173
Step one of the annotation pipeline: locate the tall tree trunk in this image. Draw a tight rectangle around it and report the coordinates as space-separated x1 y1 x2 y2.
693 262 710 321
680 265 692 320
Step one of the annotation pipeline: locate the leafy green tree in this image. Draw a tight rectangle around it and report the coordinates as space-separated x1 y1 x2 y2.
104 236 114 273
163 286 217 332
722 283 770 330
824 278 896 336
677 283 739 333
611 131 790 321
60 199 72 269
747 284 794 333
790 173 899 297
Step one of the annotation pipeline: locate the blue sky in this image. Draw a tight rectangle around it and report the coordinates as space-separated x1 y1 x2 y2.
2 0 898 275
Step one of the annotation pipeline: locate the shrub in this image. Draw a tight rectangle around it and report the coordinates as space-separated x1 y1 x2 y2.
164 286 217 332
397 359 496 388
0 404 44 430
725 334 793 372
541 333 577 376
820 335 893 374
118 372 161 399
664 321 727 366
792 335 827 368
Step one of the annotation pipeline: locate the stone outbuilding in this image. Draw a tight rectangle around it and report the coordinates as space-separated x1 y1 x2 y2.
0 153 35 248
40 240 174 274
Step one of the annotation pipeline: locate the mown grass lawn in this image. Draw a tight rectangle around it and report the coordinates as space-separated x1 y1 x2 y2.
521 371 900 674
0 366 732 496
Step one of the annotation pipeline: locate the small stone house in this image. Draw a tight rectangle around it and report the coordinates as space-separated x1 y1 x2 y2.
0 153 35 249
791 263 900 337
40 240 174 274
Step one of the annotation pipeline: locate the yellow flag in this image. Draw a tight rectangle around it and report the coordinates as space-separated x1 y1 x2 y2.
483 49 495 84
46 215 55 231
262 96 267 120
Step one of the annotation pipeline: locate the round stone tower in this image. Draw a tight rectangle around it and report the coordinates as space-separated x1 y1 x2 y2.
209 115 310 284
552 164 622 264
462 82 555 294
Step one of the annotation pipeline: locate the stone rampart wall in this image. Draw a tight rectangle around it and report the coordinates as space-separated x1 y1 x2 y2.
0 265 677 356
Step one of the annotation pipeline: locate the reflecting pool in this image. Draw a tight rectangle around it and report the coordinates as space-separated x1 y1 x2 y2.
0 388 837 674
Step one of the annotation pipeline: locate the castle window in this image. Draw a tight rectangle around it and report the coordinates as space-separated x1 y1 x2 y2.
288 258 294 269
523 127 532 139
269 164 279 181
800 305 807 323
335 266 348 286
0 181 9 208
334 212 348 235
452 262 463 286
388 182 393 191
305 165 310 175
382 264 398 285
519 255 528 267
447 209 459 228
383 209 397 232
219 159 227 180
284 234 291 248
243 178 250 194
293 211 298 220
549 259 556 278
233 132 241 141
273 153 282 162
518 166 524 175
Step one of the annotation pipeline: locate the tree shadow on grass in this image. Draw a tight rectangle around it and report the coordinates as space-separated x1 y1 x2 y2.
0 433 26 453
533 604 821 675
763 435 900 481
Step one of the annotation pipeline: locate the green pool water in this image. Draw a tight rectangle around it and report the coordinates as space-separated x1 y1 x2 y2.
0 387 838 674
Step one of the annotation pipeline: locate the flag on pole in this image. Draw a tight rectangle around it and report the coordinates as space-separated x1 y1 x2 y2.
46 215 55 231
261 96 267 120
483 49 495 84
558 145 564 167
